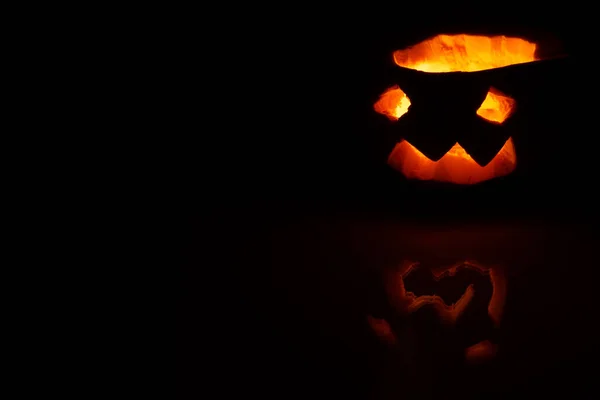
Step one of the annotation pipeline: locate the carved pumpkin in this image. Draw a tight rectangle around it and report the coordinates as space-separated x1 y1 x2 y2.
373 34 554 185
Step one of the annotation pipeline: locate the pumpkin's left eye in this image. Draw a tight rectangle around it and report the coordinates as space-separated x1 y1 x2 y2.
373 85 411 121
476 88 516 124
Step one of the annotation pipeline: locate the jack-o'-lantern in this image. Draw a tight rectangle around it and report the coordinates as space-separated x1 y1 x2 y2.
373 34 558 185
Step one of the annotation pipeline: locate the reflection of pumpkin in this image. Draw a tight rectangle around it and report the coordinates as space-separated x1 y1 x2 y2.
357 222 538 379
267 215 598 398
368 259 506 364
353 220 598 398
373 34 553 185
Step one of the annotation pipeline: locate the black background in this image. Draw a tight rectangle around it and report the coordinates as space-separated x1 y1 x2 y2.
180 4 599 399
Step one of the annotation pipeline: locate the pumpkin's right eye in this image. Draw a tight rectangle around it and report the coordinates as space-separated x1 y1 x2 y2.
476 87 516 124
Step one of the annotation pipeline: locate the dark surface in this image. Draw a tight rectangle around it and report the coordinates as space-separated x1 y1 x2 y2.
182 215 600 399
180 5 599 399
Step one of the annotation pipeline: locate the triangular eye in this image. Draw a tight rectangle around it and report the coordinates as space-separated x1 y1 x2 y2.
373 85 411 120
476 87 516 124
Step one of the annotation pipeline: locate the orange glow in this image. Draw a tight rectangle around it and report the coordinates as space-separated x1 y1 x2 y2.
393 34 537 73
384 261 507 326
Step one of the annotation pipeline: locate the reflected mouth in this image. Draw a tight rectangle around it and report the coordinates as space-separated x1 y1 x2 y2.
385 260 507 326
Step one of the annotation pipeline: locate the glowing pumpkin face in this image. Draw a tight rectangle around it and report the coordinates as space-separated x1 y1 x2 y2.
373 34 541 185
